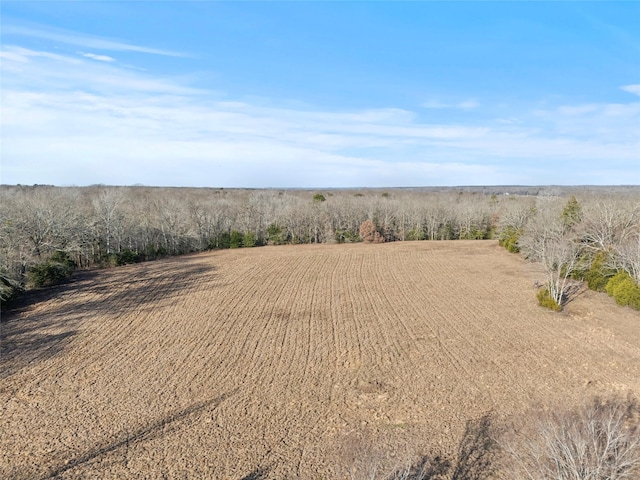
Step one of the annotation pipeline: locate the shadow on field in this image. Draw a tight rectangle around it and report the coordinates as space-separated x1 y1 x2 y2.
341 414 499 479
0 260 218 378
41 389 237 479
396 415 499 479
451 414 501 480
562 282 588 307
240 467 271 480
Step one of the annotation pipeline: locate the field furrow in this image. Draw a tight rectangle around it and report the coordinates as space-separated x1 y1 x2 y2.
2 241 639 479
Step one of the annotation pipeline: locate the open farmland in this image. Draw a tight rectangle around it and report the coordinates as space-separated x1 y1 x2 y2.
2 240 640 478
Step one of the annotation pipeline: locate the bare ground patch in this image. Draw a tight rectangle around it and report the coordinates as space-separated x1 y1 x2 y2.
1 241 639 478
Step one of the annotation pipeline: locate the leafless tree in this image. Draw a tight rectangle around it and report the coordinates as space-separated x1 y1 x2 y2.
503 395 640 480
519 198 582 307
612 229 640 283
92 188 125 256
580 199 637 249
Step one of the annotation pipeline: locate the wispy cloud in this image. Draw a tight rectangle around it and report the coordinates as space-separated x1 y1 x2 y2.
1 44 638 187
3 24 188 57
621 84 640 96
422 100 480 110
80 52 116 62
1 46 202 95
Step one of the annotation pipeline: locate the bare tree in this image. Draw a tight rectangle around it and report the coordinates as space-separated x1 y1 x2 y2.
612 229 640 284
497 198 536 232
92 188 125 256
503 395 640 480
519 198 582 308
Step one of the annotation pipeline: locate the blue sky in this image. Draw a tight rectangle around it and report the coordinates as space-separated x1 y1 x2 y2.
1 1 639 187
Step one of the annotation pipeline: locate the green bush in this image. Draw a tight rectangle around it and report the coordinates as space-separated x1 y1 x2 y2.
267 224 287 245
606 271 640 310
334 228 359 244
584 252 615 292
606 272 630 297
537 288 561 311
144 245 167 259
229 230 243 248
27 250 77 288
561 195 581 228
243 231 257 248
49 250 77 268
103 253 119 267
499 226 521 253
28 261 73 288
405 228 425 241
613 280 640 310
0 273 24 304
313 193 326 203
438 223 455 240
216 232 231 249
462 227 490 240
116 249 143 265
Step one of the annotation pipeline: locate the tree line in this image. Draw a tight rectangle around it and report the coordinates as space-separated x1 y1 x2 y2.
1 185 638 309
502 193 640 310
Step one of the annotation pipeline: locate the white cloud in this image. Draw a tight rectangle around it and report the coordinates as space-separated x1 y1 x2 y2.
1 46 203 95
80 52 116 62
557 104 599 116
1 44 638 187
495 117 522 125
1 46 82 64
621 84 640 96
423 99 479 110
3 24 187 57
457 100 480 109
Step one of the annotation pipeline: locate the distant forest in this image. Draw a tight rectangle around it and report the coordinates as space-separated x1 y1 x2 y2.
1 185 639 309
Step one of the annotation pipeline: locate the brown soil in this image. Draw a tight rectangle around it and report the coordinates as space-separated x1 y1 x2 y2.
2 241 639 479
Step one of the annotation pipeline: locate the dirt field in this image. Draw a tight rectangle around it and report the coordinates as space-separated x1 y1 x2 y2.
2 240 639 479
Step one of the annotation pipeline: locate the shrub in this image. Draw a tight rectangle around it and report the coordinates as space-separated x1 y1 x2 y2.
243 231 257 248
537 287 561 311
561 195 581 228
49 250 77 268
229 230 243 248
437 223 455 240
606 271 640 310
405 228 425 241
335 228 360 244
615 281 640 310
213 232 231 249
267 223 287 245
606 271 629 296
584 251 615 292
27 250 76 288
498 226 521 253
116 249 143 265
0 273 24 304
28 261 73 288
313 193 326 203
461 227 490 240
143 245 166 259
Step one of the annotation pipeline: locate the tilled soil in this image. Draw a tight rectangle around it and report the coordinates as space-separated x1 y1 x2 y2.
2 241 639 479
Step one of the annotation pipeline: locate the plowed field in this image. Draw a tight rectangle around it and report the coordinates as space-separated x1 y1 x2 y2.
2 241 639 478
